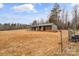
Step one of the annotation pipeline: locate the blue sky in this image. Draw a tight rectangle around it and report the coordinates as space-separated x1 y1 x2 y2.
0 3 77 24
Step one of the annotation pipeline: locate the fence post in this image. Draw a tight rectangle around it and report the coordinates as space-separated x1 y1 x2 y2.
60 30 63 54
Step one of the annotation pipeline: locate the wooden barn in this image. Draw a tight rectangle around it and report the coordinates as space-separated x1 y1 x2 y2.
30 23 58 32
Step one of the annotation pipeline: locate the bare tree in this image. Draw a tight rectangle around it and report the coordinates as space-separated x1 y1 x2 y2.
61 8 65 23
65 10 69 29
72 5 78 30
40 18 44 24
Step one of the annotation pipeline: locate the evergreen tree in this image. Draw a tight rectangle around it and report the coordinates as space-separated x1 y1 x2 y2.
49 3 61 25
32 20 38 25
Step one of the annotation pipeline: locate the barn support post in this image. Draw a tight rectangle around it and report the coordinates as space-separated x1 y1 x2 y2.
35 27 37 31
37 26 39 31
41 26 44 31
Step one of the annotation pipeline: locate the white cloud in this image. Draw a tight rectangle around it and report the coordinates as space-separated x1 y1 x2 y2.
13 4 37 13
71 3 79 7
0 3 4 9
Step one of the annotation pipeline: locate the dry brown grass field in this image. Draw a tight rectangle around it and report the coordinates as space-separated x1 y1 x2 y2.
0 29 79 56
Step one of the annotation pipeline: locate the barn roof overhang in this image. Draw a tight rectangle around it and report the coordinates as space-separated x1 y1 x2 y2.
30 23 57 27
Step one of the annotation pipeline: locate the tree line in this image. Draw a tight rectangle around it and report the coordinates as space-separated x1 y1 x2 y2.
0 23 28 31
